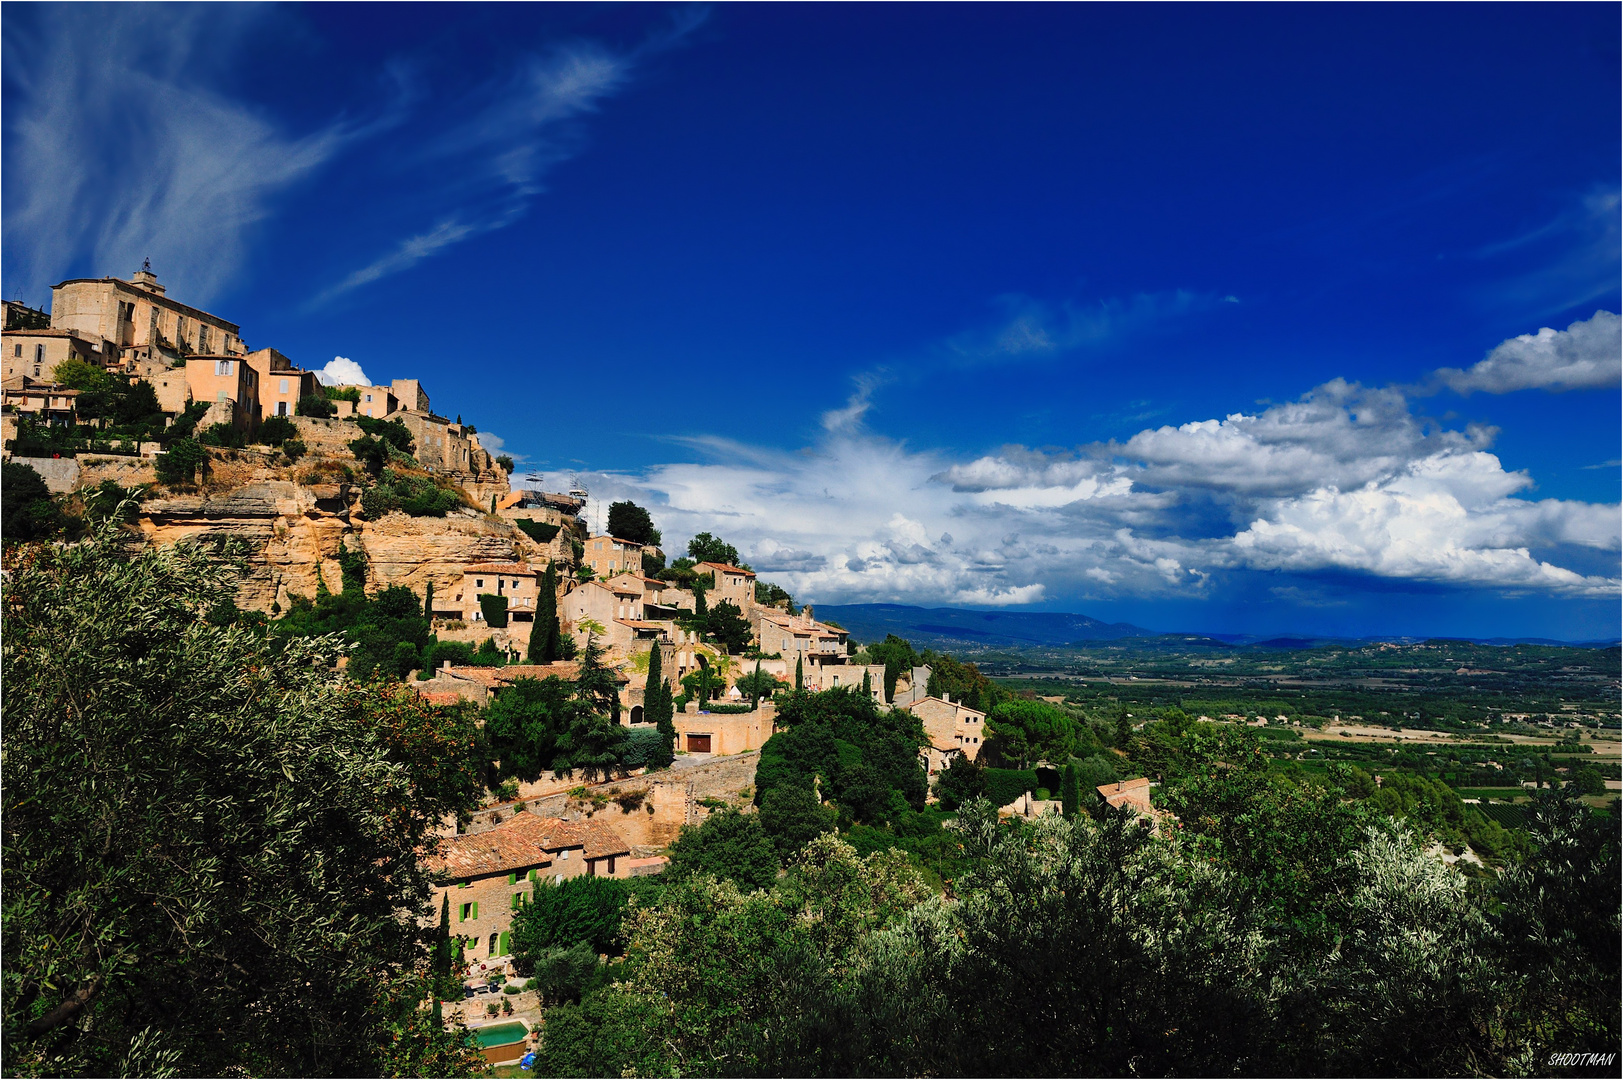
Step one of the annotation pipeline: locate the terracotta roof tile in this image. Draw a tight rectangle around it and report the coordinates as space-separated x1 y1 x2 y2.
697 561 756 577
426 815 555 879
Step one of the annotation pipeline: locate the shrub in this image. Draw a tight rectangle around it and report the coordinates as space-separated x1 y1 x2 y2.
503 984 522 995
619 728 668 769
324 385 362 403
199 422 244 448
155 438 207 487
296 394 335 418
515 519 561 543
259 416 298 446
983 768 1039 808
478 594 509 628
280 438 306 461
360 469 463 518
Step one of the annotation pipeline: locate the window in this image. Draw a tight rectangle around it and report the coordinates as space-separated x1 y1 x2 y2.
559 848 569 861
12 344 19 357
277 401 288 416
279 378 289 393
459 902 472 922
216 360 232 376
365 393 372 402
475 579 484 588
488 933 499 956
199 327 210 352
34 344 44 362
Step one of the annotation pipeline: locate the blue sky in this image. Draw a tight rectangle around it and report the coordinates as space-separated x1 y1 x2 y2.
5 3 1619 639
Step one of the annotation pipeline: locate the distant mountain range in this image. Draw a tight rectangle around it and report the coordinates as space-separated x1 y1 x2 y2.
810 604 1620 651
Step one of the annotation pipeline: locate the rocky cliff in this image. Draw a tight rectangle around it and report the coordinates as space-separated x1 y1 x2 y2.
122 431 556 614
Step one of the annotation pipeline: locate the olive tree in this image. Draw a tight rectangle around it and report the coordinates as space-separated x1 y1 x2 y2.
1 520 483 1077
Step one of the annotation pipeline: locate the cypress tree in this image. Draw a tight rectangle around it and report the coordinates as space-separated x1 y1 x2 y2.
795 654 804 692
424 580 434 621
692 585 708 636
697 665 711 707
1061 762 1081 819
645 645 676 767
531 561 560 663
862 668 872 698
750 658 763 709
434 892 451 1002
1115 706 1132 749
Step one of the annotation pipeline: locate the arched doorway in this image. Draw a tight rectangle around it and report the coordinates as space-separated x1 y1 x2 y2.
630 705 644 725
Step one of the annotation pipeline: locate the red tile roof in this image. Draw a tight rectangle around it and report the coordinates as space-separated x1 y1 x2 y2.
426 815 555 879
465 563 537 575
698 561 757 577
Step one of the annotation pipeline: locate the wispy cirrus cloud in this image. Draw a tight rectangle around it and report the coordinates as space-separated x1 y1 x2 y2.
1 4 353 304
2 4 706 309
941 288 1229 365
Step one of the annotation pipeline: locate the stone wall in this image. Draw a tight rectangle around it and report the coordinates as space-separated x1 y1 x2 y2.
9 456 79 493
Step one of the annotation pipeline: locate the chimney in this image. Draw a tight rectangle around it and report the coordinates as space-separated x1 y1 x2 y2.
803 605 814 622
942 692 950 704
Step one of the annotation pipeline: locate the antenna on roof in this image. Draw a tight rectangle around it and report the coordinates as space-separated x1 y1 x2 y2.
142 257 152 273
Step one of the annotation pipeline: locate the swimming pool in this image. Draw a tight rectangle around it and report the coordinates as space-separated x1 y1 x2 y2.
473 1021 529 1049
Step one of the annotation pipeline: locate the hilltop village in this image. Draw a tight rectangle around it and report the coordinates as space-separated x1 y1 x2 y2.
2 265 1017 973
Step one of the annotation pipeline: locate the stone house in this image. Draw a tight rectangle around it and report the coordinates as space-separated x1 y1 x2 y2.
695 561 756 611
901 694 988 780
583 535 647 578
671 698 777 755
1097 777 1158 821
2 328 105 383
184 355 260 431
453 562 540 626
50 264 245 363
243 348 319 421
426 813 632 964
561 578 645 649
753 606 848 659
1 377 80 424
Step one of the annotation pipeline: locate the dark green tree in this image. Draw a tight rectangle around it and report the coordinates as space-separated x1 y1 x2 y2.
867 634 918 704
607 501 661 547
1 462 63 541
424 580 434 620
985 700 1077 768
757 783 836 860
530 561 562 663
795 654 804 692
644 647 675 768
512 876 631 966
155 437 206 487
708 599 754 653
485 677 576 779
0 523 484 1077
666 808 779 891
1061 762 1081 818
686 531 745 568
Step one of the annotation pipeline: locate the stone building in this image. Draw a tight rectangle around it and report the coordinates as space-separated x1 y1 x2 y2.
900 694 988 780
2 328 105 383
50 263 245 364
695 561 756 611
1 377 80 424
243 348 319 421
583 535 646 578
453 562 540 626
183 355 260 431
425 813 632 964
671 698 777 755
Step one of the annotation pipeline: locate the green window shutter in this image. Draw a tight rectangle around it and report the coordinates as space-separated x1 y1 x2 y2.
500 931 510 955
510 892 518 910
471 901 479 920
458 903 466 923
528 869 537 882
508 871 516 885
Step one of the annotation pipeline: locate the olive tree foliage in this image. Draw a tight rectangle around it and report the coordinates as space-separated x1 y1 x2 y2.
1 521 483 1077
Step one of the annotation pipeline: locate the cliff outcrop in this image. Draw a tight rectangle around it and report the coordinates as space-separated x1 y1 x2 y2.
125 438 550 613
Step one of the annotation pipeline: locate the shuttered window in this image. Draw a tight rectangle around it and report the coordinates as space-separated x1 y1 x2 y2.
499 931 510 955
471 901 479 920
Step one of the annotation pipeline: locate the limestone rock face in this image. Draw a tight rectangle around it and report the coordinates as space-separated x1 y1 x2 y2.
354 509 521 595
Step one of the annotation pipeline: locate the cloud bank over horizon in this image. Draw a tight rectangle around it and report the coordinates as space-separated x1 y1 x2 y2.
524 316 1621 616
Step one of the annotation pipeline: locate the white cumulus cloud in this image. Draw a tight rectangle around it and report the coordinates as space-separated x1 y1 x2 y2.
315 356 371 387
1433 310 1621 394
